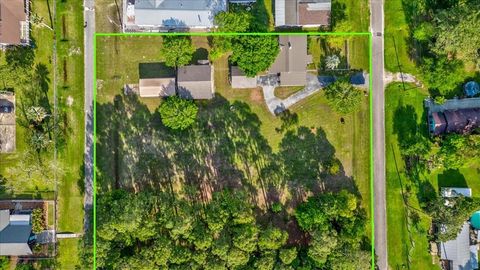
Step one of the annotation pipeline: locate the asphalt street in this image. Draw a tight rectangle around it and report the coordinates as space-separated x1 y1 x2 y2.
370 0 388 269
83 0 95 231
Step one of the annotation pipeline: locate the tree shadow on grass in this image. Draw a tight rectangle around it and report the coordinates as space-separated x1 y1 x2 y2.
437 169 468 189
96 92 363 228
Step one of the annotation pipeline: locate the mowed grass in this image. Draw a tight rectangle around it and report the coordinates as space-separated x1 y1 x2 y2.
337 0 370 32
385 83 480 269
96 35 371 237
56 239 80 269
95 0 122 33
0 0 55 195
56 0 85 265
384 0 418 74
274 86 304 99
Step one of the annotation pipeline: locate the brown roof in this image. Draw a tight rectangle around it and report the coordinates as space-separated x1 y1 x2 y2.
269 36 308 86
177 65 213 99
298 3 330 26
0 0 27 45
178 65 211 82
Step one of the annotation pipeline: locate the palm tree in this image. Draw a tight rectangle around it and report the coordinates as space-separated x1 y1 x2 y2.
26 106 48 124
325 55 340 70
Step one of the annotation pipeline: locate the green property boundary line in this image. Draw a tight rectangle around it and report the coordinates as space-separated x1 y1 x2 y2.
92 31 374 270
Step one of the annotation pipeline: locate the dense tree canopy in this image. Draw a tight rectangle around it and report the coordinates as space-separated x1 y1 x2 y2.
434 134 480 168
158 96 198 130
432 1 480 67
214 11 252 33
295 191 370 269
161 36 195 68
97 188 370 269
428 196 480 242
230 36 280 77
323 80 363 114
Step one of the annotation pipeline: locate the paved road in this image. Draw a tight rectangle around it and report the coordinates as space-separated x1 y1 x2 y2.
371 0 388 269
83 0 95 232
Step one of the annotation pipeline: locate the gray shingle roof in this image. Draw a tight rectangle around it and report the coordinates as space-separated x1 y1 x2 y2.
0 210 32 256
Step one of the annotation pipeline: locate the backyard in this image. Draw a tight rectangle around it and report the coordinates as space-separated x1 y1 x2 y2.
95 34 371 246
385 82 480 269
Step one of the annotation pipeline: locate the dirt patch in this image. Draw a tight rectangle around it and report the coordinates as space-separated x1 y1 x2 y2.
250 87 264 103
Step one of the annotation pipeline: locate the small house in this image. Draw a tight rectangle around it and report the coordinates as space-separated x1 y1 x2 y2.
268 35 310 86
0 210 34 256
0 0 29 46
177 65 214 100
275 0 331 28
139 77 176 97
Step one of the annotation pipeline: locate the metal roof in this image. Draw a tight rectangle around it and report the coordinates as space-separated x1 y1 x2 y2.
129 0 226 28
440 223 478 270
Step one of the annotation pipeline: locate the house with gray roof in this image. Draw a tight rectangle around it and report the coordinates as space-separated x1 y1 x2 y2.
268 35 311 86
123 0 227 32
0 0 30 45
275 0 331 28
0 210 34 256
178 65 214 99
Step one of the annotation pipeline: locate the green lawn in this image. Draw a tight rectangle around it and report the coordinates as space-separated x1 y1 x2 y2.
274 86 304 99
95 0 122 33
55 0 85 266
56 239 80 269
384 0 418 74
96 36 371 241
385 83 480 269
336 0 369 32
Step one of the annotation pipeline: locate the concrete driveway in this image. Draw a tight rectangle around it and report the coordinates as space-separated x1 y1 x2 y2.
260 74 325 114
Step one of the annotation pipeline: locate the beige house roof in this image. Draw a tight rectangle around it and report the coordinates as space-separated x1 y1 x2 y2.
269 36 308 86
0 0 28 45
139 78 176 97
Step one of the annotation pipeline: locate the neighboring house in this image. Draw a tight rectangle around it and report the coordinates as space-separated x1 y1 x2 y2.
275 0 331 28
268 35 312 86
439 187 479 270
178 65 214 99
0 0 29 46
230 66 257 89
0 210 34 256
439 223 478 270
123 0 227 32
426 97 480 136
